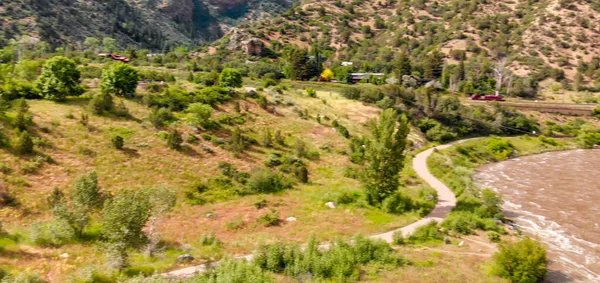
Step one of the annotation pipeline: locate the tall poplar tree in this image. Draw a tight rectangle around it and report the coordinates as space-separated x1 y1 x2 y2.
361 109 410 205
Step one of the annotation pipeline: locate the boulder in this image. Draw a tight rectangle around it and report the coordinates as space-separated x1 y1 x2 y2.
176 254 195 263
325 202 336 209
59 253 69 259
286 217 297 222
205 212 216 218
458 241 465 247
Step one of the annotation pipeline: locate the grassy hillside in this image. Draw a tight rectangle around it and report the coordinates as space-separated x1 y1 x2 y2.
0 75 444 280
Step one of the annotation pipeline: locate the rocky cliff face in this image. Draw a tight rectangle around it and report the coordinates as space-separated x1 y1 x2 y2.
0 0 298 49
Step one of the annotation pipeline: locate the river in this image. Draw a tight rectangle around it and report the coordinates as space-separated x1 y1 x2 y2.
475 149 600 282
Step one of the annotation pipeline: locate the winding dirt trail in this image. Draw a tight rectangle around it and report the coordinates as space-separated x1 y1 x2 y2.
162 142 462 278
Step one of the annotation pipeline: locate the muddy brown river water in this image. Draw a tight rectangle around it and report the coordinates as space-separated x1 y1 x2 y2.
475 149 600 282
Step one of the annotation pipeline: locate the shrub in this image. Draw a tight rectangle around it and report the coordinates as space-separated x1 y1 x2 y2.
426 124 457 142
199 231 222 246
408 221 444 243
219 68 243 88
148 107 175 128
88 93 114 115
193 86 231 106
253 199 268 209
167 129 183 150
31 219 77 247
264 152 283 167
195 259 273 282
486 138 514 161
487 231 501 243
14 131 34 154
490 238 547 283
306 88 317 97
253 235 407 281
111 135 124 149
441 211 480 234
593 107 600 118
195 72 220 86
257 209 280 226
294 165 309 183
263 79 278 88
185 103 213 128
332 120 350 138
381 193 414 214
245 170 290 194
341 87 361 99
392 231 406 245
257 95 268 109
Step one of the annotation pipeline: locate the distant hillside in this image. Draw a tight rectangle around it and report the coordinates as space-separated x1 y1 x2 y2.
218 0 600 83
0 0 297 50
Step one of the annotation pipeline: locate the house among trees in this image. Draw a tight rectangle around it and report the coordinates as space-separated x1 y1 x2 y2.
350 73 384 83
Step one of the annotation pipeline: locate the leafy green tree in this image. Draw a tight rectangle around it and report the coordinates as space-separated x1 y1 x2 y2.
35 56 84 101
185 103 213 127
361 109 410 205
69 171 102 236
490 238 547 282
396 51 412 80
289 49 317 81
100 63 139 97
144 185 177 257
101 189 152 269
219 68 243 88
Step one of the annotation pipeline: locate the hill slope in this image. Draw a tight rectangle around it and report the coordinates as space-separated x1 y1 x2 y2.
0 0 297 49
220 0 600 82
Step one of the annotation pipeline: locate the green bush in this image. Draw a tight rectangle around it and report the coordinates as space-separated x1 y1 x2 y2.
193 86 232 106
593 107 600 118
111 135 124 149
408 221 444 243
392 231 406 245
341 87 361 100
381 193 414 214
199 231 222 246
490 238 547 283
193 259 274 283
257 209 280 227
167 129 183 150
195 72 220 86
14 131 34 154
88 93 114 115
219 68 243 88
441 211 480 234
148 107 175 128
306 88 317 97
486 138 514 161
31 219 77 247
487 231 501 243
253 235 407 281
245 170 290 194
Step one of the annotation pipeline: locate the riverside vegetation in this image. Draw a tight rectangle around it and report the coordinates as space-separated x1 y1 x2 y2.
0 43 599 281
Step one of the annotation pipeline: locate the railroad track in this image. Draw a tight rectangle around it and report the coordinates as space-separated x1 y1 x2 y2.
465 100 598 116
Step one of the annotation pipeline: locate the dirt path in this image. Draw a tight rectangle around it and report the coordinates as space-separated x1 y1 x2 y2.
162 142 463 278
